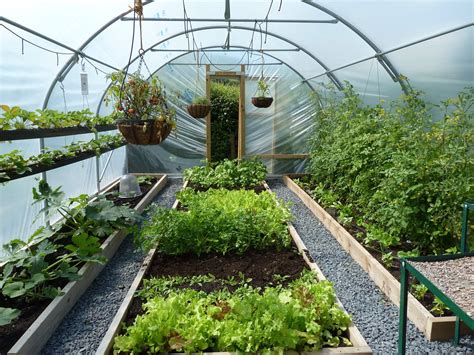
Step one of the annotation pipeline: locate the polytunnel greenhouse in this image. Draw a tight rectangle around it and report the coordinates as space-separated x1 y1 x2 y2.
0 0 473 353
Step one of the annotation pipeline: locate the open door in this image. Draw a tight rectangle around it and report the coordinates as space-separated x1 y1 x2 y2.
205 64 245 161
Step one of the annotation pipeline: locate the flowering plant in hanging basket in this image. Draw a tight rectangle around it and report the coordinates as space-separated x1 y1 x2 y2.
105 71 176 145
187 96 211 119
252 78 273 108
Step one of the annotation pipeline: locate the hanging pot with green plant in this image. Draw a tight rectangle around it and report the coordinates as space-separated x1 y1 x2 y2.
252 78 273 108
187 96 211 119
105 71 176 145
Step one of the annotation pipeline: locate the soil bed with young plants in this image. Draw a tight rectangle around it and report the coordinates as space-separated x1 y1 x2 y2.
0 177 159 353
108 175 357 354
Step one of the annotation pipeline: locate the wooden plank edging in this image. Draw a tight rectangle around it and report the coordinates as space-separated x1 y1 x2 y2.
96 180 188 355
7 174 168 355
282 175 474 341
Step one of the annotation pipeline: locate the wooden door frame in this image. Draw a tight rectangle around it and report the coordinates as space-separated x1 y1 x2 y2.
205 64 246 160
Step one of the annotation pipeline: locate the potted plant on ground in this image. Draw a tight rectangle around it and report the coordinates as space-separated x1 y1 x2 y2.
187 96 211 119
252 78 273 108
105 71 176 145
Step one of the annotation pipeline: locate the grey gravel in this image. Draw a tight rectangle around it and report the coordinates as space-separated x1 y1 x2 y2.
411 257 474 317
268 179 474 355
41 178 182 355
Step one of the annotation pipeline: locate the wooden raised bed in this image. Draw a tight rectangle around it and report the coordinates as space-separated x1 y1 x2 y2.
0 124 117 142
282 175 474 341
6 174 168 355
0 141 127 183
95 182 371 355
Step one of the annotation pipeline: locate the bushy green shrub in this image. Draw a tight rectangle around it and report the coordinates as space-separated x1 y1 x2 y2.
114 271 351 353
210 81 240 160
183 158 267 189
137 188 291 255
307 84 473 253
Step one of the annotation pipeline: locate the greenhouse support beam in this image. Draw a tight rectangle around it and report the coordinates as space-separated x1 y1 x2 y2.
121 17 338 24
42 1 153 110
95 44 315 115
150 48 300 52
303 22 474 82
0 17 120 74
132 25 343 88
301 0 408 93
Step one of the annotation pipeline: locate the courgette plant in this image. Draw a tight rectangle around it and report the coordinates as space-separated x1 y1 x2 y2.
0 180 141 325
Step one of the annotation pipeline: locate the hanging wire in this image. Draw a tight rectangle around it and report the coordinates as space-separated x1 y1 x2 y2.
118 6 138 109
362 58 375 100
376 60 381 101
59 81 68 112
1 24 71 55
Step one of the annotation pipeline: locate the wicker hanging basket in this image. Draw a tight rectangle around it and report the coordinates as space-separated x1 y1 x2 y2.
251 97 273 108
187 104 211 119
116 119 172 145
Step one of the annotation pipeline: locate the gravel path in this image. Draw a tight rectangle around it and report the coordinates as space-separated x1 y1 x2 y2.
411 257 474 317
268 179 474 355
41 178 182 355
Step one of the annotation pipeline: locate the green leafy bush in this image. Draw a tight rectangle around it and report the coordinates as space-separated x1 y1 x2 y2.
0 180 140 325
0 106 115 130
210 80 240 161
306 84 473 254
114 271 351 353
183 158 267 189
137 188 291 255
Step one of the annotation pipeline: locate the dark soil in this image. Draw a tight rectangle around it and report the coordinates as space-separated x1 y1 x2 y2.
0 178 157 354
125 245 308 326
294 177 453 317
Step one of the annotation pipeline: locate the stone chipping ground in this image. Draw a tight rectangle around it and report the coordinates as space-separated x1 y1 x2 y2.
40 177 474 355
268 179 474 355
41 178 182 355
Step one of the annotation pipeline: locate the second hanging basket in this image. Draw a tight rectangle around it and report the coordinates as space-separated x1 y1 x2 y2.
187 104 211 119
251 97 273 108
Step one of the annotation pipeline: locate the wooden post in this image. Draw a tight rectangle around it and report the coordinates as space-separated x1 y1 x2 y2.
206 64 211 161
238 64 245 160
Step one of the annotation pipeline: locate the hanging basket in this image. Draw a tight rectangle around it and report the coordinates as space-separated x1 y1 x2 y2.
187 104 211 119
116 119 172 145
252 97 273 108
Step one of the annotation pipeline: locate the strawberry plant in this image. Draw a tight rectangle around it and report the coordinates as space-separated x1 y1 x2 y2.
114 270 351 353
137 188 291 255
0 106 115 130
183 158 267 189
0 134 125 179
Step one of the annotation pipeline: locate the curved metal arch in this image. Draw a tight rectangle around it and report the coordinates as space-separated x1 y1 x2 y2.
301 0 409 93
149 45 316 91
42 1 153 109
95 45 317 115
108 24 343 87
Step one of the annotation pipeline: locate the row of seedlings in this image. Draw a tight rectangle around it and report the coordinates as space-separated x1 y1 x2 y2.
98 159 370 354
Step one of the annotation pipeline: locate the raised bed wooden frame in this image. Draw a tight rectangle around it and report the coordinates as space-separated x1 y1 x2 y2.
282 175 474 341
95 181 371 355
6 174 168 355
0 124 117 142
